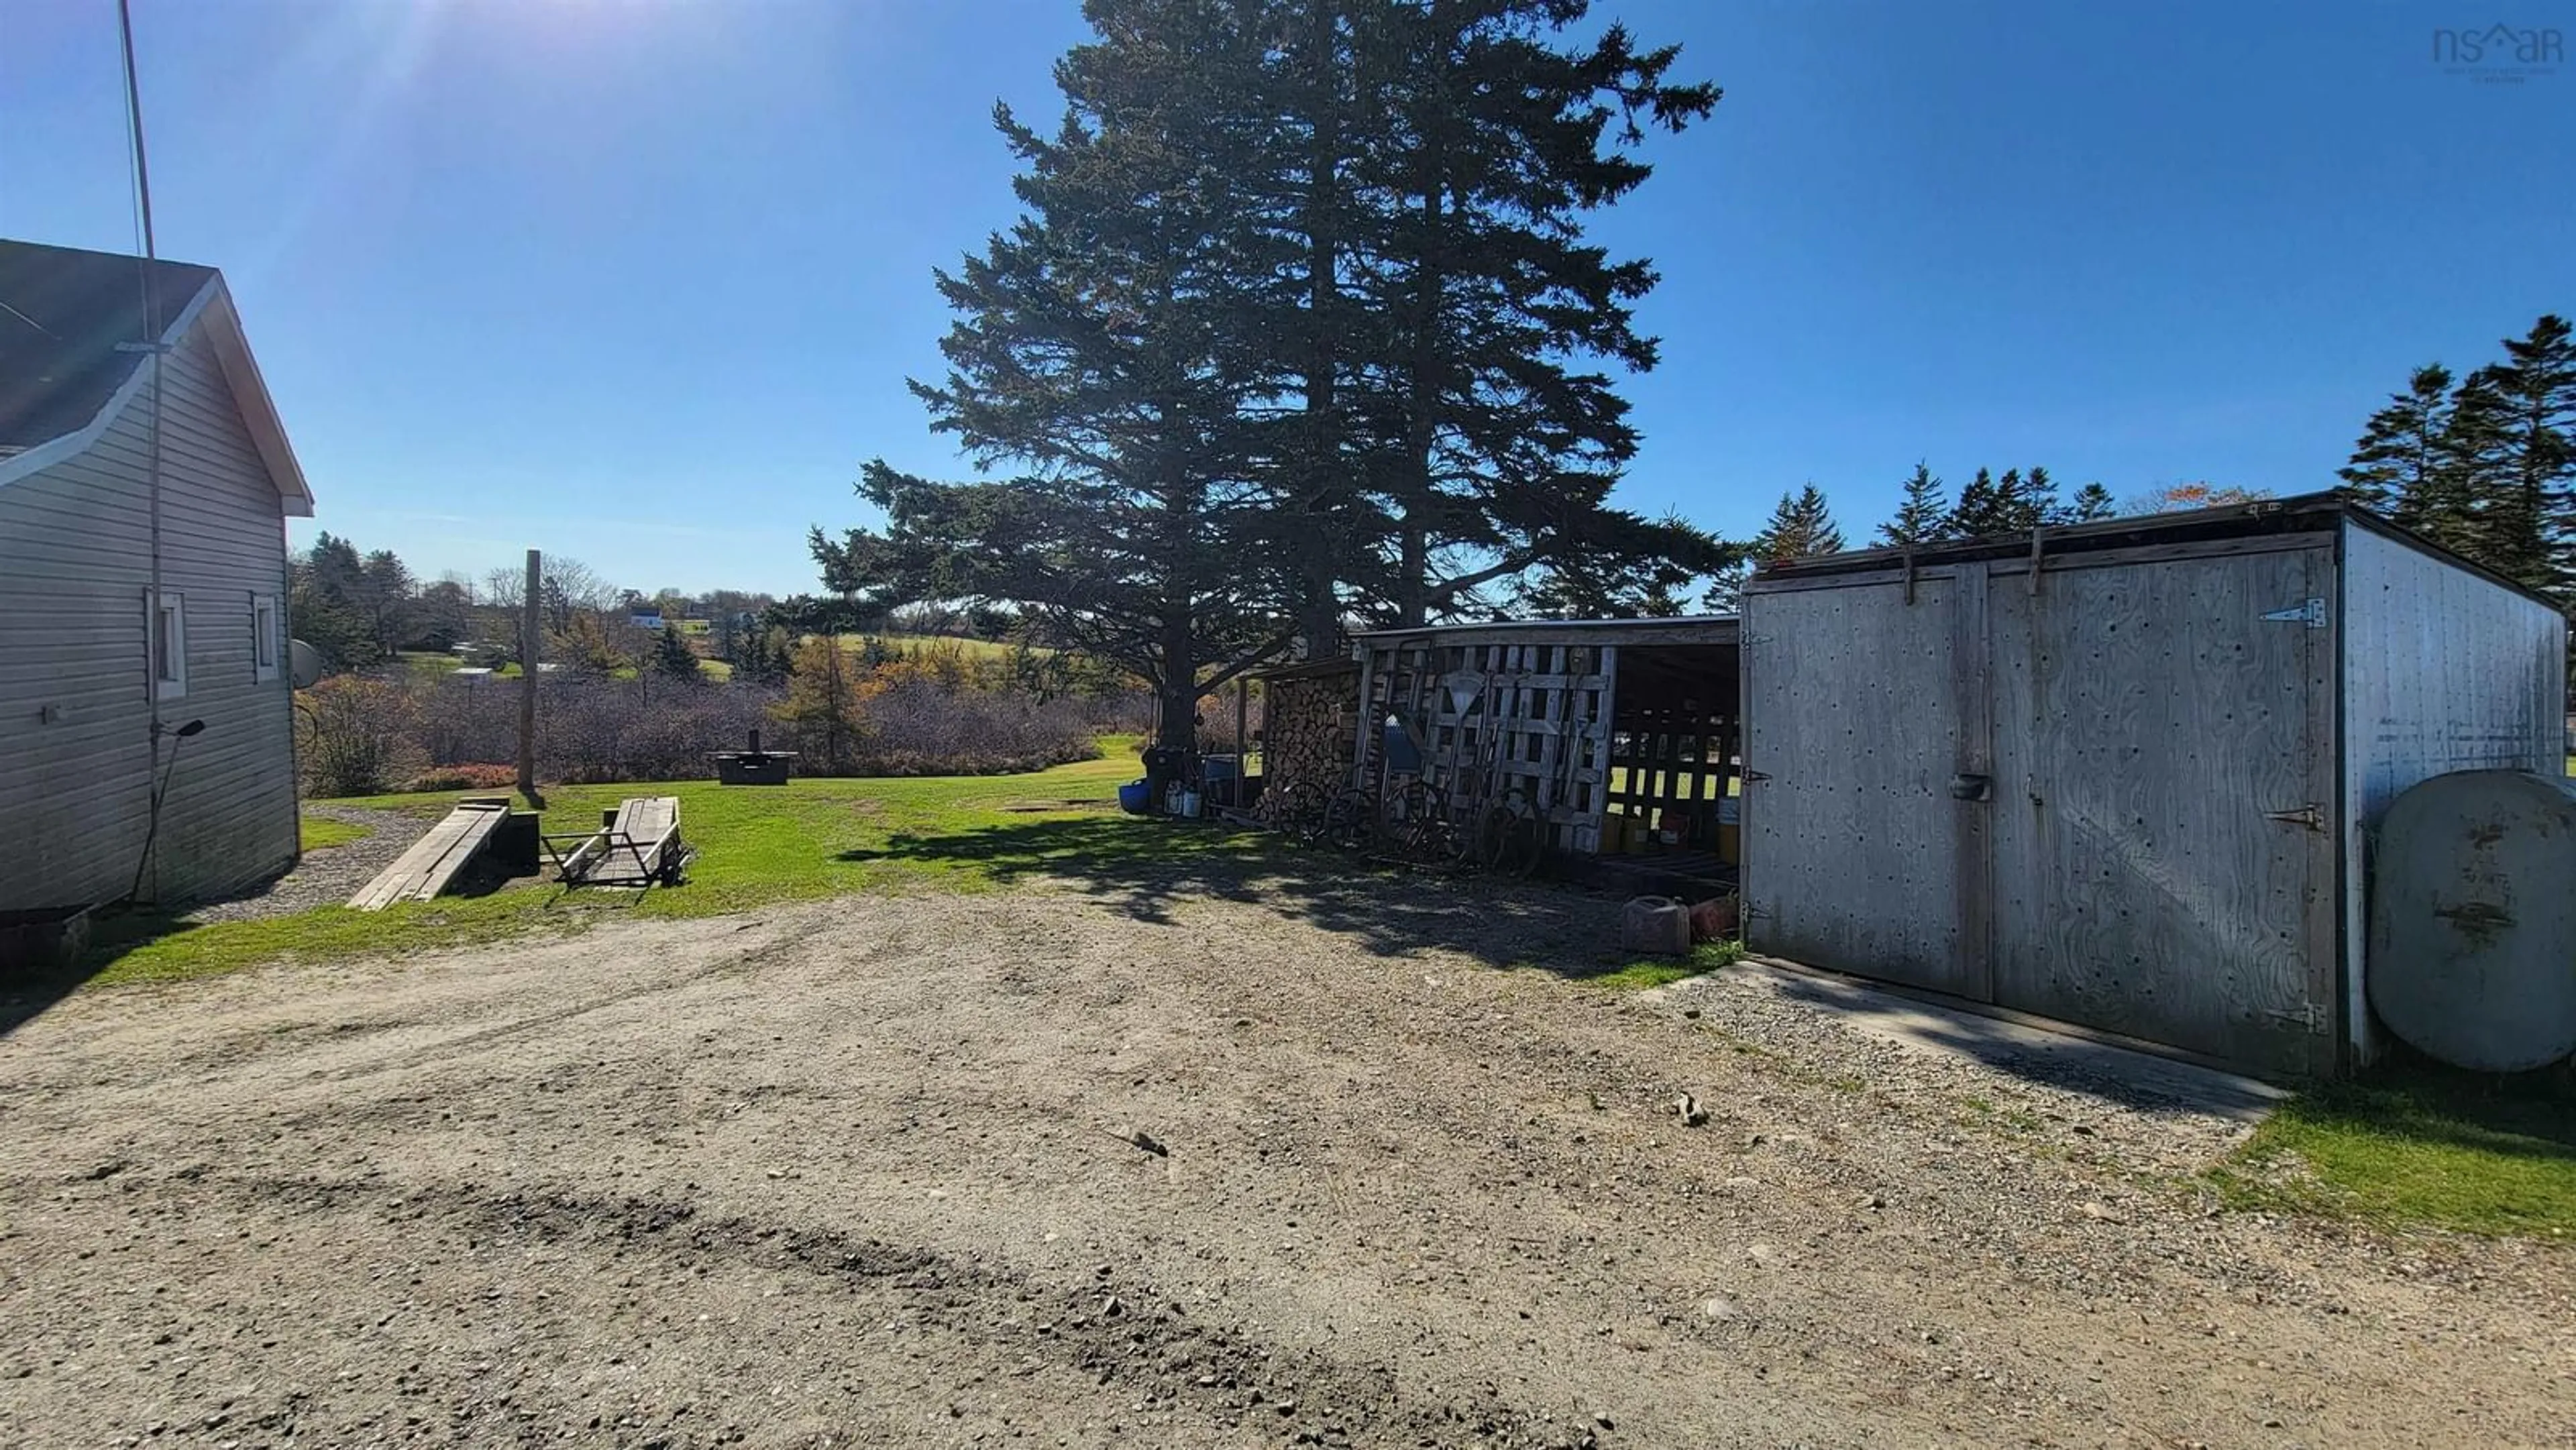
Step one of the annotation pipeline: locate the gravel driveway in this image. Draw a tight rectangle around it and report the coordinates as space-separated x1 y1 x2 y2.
181 805 432 924
0 874 2565 1447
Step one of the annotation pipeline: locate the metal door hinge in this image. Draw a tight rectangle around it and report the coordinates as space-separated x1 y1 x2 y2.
1741 769 1772 783
2262 1002 2330 1034
2263 803 2323 831
2260 597 2327 629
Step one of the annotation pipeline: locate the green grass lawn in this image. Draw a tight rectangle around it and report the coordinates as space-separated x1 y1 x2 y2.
2210 1068 2576 1238
79 738 1260 990
298 814 374 852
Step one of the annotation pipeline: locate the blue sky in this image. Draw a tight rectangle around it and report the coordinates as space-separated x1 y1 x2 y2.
3 1 2569 597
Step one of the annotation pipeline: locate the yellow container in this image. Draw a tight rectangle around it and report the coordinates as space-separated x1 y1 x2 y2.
1717 822 1741 865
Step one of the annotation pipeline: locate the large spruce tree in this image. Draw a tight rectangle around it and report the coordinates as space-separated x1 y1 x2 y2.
2341 318 2574 600
1349 1 1723 628
815 0 1289 746
2338 364 2457 528
818 0 1725 743
2480 315 2576 594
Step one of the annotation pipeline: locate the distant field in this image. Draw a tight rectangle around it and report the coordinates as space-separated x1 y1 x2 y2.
822 632 1045 661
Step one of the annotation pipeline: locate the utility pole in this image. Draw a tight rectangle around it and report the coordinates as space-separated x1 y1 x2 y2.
518 549 541 802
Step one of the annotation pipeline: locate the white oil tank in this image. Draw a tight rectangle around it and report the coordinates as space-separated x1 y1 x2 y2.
2367 769 2576 1072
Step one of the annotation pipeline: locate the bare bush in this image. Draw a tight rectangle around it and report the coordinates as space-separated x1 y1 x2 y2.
845 681 1097 775
299 676 424 796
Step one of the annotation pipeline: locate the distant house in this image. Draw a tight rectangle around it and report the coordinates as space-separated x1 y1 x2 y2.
0 239 316 909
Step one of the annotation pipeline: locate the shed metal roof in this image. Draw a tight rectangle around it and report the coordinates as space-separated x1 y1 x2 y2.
1350 614 1739 647
1747 491 2560 609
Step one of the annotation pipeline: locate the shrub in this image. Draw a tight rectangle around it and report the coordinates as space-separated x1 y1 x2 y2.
399 763 520 793
841 679 1097 775
299 675 423 796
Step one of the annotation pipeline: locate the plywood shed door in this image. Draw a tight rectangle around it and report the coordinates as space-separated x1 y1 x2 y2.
1741 570 1988 997
1986 545 2338 1075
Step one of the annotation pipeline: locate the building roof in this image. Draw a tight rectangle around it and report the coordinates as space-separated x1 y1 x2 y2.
1246 657 1360 682
1746 490 2557 608
1350 614 1739 647
0 238 312 516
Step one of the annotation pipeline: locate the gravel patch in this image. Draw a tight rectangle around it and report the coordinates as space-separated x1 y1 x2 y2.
180 805 429 924
2 877 2567 1446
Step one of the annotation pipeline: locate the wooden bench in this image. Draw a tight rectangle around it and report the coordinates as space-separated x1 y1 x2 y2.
347 799 513 911
547 796 686 888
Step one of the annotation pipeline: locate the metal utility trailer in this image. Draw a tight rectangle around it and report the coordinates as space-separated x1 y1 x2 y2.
1741 493 2567 1076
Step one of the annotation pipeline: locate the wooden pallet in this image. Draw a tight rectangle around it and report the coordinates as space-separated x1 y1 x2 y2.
549 796 685 888
347 799 513 911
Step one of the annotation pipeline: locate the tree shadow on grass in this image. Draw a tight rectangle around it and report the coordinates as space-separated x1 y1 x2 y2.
2286 1064 2576 1165
837 816 1635 976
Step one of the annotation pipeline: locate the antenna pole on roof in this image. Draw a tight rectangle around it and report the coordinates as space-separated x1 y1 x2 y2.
117 0 158 267
119 0 174 901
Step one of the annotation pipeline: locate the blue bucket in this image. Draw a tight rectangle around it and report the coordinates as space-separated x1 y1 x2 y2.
1117 779 1152 815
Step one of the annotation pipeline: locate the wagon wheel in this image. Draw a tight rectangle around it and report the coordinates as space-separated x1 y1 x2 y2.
1385 779 1444 832
1477 803 1544 877
1322 787 1377 853
1386 780 1456 863
1269 781 1329 843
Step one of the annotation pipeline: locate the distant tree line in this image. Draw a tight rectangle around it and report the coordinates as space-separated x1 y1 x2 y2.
285 534 787 680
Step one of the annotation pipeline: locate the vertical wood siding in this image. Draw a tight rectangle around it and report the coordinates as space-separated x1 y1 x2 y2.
0 324 298 909
1987 545 2337 1075
1749 542 2344 1076
1742 571 1976 995
2339 522 2569 1064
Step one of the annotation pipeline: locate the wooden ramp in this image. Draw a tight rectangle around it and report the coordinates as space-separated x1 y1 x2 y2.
347 799 513 911
549 796 685 888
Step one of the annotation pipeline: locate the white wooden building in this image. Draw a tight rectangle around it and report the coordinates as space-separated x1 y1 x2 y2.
0 239 316 909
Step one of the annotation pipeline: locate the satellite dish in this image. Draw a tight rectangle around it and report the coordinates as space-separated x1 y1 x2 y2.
288 638 327 689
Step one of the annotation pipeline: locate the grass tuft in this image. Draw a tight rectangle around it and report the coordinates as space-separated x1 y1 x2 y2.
2210 1068 2576 1238
1585 938 1746 991
298 814 374 852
